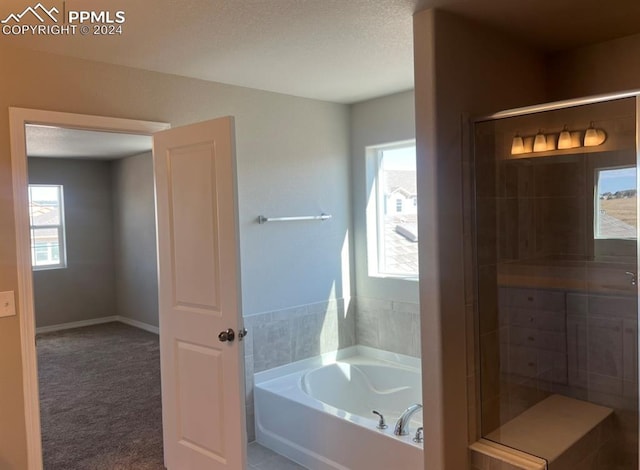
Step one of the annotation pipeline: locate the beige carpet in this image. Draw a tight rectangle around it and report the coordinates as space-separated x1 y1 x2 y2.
37 322 164 469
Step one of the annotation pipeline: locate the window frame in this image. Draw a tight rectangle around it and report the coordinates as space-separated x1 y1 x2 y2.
28 184 67 271
593 165 637 241
365 139 418 280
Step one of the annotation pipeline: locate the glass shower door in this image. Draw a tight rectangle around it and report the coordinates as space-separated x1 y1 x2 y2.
474 96 638 469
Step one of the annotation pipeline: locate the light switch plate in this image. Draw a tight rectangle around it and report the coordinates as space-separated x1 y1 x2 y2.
0 291 16 318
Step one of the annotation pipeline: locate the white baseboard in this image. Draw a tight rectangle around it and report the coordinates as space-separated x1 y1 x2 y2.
116 316 159 334
35 315 159 335
35 316 119 334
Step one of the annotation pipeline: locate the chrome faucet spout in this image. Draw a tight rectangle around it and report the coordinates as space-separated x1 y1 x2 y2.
394 403 422 436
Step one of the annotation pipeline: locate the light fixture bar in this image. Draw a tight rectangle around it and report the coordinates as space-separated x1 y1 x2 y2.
510 124 606 155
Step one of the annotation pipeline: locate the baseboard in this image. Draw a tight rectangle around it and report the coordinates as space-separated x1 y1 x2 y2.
35 316 159 335
116 316 159 334
35 316 119 334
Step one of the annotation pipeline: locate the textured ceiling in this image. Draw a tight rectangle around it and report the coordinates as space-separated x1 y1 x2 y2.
26 125 152 159
3 0 640 103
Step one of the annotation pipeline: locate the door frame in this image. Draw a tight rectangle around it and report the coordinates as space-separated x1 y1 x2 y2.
9 107 170 470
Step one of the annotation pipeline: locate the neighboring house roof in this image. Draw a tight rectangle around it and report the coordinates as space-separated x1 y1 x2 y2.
383 214 418 275
388 187 415 198
30 203 59 226
384 170 416 196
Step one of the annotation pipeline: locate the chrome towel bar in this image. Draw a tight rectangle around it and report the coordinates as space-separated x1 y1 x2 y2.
257 213 332 224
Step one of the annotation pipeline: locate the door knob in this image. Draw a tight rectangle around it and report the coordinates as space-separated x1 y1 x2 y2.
218 328 235 342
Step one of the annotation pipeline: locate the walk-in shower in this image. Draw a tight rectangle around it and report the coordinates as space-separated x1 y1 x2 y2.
473 95 639 468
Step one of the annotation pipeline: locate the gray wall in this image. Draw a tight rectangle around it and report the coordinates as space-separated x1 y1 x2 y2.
239 104 351 315
349 90 421 359
350 90 418 303
112 152 159 327
28 157 116 327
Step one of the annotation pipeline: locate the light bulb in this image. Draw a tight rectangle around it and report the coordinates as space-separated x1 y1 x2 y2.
584 122 606 146
511 134 525 155
558 126 572 149
533 131 547 152
584 126 598 146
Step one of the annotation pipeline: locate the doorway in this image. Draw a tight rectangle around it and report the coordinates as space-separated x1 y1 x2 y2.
11 109 250 470
24 123 164 467
9 108 169 469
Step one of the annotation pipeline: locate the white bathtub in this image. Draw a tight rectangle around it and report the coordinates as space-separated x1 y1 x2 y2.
255 346 423 470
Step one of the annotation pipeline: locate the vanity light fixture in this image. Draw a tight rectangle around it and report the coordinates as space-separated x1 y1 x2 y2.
584 122 607 146
557 125 572 149
510 123 607 156
511 133 525 155
533 130 547 152
546 135 557 151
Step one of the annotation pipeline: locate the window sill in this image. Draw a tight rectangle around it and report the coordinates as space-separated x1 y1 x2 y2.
33 265 67 272
368 273 419 282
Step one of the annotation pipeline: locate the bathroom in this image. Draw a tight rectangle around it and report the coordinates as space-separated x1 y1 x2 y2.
251 94 638 468
6 5 640 470
250 12 640 469
247 90 422 468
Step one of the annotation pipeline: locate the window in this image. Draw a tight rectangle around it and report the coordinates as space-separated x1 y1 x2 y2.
594 166 636 240
366 141 418 278
28 185 67 270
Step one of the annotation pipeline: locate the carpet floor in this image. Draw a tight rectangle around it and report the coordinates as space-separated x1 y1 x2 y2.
37 322 165 470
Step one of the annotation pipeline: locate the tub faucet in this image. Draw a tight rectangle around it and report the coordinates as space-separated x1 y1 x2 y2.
372 410 388 429
394 403 422 436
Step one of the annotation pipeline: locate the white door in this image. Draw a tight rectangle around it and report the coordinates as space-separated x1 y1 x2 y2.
153 117 247 470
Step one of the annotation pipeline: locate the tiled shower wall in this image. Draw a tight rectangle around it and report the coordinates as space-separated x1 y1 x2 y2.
355 297 421 358
243 296 421 441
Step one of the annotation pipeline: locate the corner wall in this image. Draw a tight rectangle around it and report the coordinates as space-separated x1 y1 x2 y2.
112 152 159 328
349 90 421 357
350 90 417 303
413 9 547 469
28 158 116 328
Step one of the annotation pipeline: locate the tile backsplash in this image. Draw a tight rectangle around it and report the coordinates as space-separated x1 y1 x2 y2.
355 297 421 358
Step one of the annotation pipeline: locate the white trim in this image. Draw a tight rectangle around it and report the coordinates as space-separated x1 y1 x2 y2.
116 316 159 335
9 107 169 470
476 89 640 122
35 316 119 334
11 109 43 470
364 139 418 279
29 184 67 271
34 316 159 335
469 439 547 470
